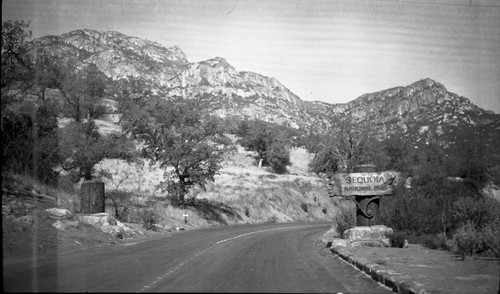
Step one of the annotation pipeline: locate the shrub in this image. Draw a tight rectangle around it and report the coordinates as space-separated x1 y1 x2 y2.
334 201 356 236
267 215 278 223
322 207 327 214
420 233 450 251
106 190 134 221
388 231 407 248
449 196 499 230
300 202 308 213
166 192 181 207
141 208 161 231
479 221 500 257
454 221 482 259
266 142 291 174
245 207 250 217
120 206 142 224
380 190 443 236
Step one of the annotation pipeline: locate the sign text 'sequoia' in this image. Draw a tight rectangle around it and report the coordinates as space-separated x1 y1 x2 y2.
344 174 386 185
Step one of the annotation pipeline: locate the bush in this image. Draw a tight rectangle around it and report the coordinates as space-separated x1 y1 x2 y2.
119 206 142 224
388 231 408 248
267 215 278 223
420 234 450 251
166 192 181 207
300 202 308 213
245 207 250 217
454 221 482 259
322 207 327 214
334 201 356 236
141 208 161 231
449 196 499 230
266 142 291 174
380 190 443 236
106 190 133 221
479 220 500 257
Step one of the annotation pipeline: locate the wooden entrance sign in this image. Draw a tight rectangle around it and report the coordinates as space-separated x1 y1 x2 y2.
328 164 397 226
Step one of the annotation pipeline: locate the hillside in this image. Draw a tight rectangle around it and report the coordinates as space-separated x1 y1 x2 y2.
95 135 339 227
29 29 314 130
4 25 500 267
2 135 344 259
27 29 500 152
343 78 500 147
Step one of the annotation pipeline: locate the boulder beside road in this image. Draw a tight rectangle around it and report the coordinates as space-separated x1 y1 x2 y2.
45 208 73 220
76 212 143 238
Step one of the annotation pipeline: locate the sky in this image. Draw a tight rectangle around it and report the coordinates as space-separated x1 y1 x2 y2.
3 0 500 113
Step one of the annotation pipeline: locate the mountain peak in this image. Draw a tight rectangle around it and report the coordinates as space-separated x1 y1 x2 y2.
408 78 447 91
28 29 498 140
63 28 102 38
202 57 229 64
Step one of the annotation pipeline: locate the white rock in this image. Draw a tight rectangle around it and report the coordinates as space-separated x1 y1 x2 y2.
343 225 393 242
320 227 340 245
46 208 73 220
52 219 78 231
52 220 66 230
100 224 126 238
77 213 116 226
330 238 350 247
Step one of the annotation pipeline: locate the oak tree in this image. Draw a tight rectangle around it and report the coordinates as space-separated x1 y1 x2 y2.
124 97 232 204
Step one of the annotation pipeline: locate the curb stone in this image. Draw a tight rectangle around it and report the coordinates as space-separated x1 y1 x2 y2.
330 246 429 294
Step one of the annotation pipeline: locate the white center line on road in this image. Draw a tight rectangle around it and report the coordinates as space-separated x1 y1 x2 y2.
137 224 317 292
215 226 308 244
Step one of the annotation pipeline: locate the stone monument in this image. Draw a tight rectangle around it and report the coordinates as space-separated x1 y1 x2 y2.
328 164 397 247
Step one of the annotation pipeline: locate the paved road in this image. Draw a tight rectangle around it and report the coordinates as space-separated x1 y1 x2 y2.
3 222 392 293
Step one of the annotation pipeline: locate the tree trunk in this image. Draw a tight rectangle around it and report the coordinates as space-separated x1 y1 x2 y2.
32 104 39 181
178 179 186 203
441 201 447 236
80 180 105 213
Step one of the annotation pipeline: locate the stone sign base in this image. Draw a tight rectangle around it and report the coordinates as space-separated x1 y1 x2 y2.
343 225 393 247
321 225 393 248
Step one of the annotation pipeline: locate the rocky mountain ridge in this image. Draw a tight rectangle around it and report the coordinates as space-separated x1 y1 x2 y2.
340 78 500 146
28 29 500 149
30 29 313 128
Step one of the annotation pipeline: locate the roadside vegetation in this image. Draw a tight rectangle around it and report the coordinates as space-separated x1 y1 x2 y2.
2 20 499 260
307 115 500 258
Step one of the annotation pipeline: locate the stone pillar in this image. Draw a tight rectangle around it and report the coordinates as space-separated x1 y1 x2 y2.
80 180 105 213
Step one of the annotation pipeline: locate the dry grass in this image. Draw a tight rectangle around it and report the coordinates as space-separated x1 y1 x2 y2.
6 129 343 228
185 143 339 224
93 135 343 227
2 173 79 212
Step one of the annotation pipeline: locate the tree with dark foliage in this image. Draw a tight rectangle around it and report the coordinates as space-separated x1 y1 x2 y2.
2 20 60 184
308 116 388 176
236 119 291 174
57 65 136 181
122 96 232 204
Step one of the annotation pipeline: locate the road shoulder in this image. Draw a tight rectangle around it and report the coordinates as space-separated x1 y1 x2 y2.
329 244 499 294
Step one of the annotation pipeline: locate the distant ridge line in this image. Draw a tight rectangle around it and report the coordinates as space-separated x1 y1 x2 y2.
374 0 500 8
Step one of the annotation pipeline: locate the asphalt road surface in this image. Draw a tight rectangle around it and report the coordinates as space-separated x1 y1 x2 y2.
3 222 393 293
